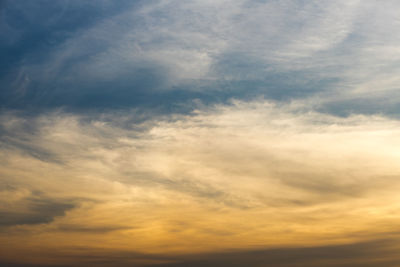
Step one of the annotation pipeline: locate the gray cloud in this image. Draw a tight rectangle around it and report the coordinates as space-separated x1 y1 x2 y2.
55 224 130 234
1 238 399 267
148 239 400 267
0 204 74 227
0 191 75 227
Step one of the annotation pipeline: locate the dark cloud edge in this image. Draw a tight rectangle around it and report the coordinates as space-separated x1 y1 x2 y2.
1 238 399 267
148 238 400 267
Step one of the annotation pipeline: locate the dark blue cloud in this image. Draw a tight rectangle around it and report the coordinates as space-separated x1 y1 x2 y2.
1 0 400 118
0 0 342 114
0 0 162 111
0 1 138 69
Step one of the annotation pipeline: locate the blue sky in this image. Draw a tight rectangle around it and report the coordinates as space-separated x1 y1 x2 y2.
2 0 400 115
2 1 400 266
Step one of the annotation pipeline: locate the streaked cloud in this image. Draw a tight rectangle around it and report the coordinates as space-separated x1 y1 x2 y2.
2 0 400 113
150 239 400 267
1 100 400 265
2 0 400 265
0 191 75 227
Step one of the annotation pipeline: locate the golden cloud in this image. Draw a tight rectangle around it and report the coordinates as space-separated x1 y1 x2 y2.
1 100 400 265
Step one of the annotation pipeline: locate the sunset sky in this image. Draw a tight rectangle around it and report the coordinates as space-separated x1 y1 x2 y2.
2 1 400 266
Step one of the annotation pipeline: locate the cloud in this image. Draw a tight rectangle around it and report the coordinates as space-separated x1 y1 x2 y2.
149 239 400 267
55 224 130 233
2 0 400 114
2 0 400 265
1 99 400 267
0 188 75 227
1 238 399 266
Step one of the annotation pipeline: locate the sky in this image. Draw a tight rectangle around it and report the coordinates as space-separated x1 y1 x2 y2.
1 0 400 266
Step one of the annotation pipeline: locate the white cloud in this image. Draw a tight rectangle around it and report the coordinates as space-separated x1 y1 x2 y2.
8 0 400 106
2 100 400 254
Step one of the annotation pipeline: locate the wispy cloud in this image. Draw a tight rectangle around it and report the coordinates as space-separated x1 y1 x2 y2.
1 99 400 265
2 1 400 265
2 0 400 113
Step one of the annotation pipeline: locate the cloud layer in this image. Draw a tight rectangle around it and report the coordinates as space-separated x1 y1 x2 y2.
2 0 400 114
2 0 400 266
1 100 400 265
